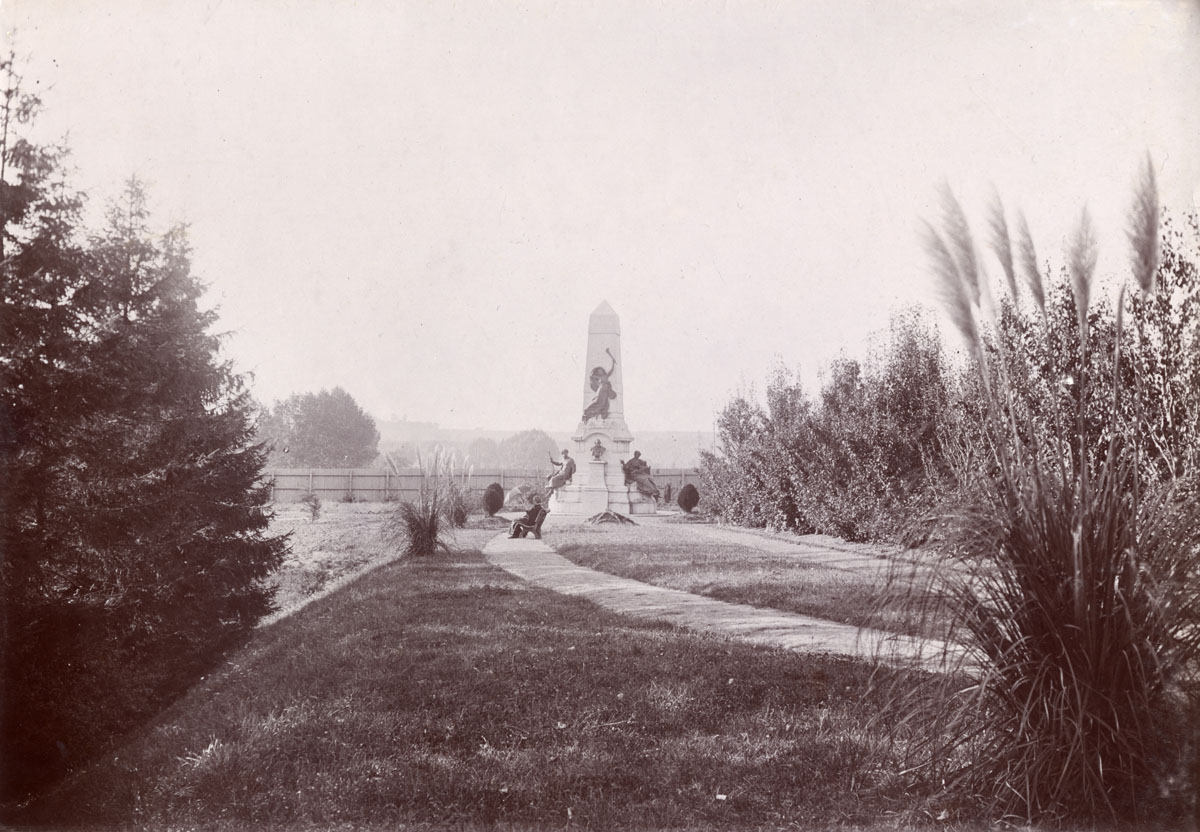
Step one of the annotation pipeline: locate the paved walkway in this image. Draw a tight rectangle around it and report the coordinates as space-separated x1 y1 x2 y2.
483 532 962 672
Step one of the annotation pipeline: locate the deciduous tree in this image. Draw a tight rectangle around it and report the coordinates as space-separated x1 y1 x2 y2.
498 429 558 470
260 387 380 467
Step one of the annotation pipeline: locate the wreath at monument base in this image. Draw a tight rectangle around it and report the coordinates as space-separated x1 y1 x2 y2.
586 510 637 525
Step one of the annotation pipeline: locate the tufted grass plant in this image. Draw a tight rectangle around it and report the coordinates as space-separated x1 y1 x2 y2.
879 159 1200 825
384 447 459 557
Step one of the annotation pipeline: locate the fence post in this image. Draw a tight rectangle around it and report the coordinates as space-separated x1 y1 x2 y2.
348 469 354 501
384 469 390 501
308 470 313 493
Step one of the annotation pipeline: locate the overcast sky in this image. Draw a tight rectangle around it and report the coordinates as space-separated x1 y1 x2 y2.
4 0 1199 432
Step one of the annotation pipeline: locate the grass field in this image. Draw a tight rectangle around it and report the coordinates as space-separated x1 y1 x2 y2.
12 506 963 831
550 523 940 639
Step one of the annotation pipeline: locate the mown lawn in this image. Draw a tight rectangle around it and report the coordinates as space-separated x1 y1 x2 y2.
13 528 937 831
550 523 940 639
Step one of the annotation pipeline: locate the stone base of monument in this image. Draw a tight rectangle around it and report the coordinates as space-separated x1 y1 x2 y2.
547 457 658 521
626 490 658 516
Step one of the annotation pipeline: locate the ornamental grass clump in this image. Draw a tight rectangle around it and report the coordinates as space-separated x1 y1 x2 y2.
384 447 458 557
883 159 1200 825
443 457 474 529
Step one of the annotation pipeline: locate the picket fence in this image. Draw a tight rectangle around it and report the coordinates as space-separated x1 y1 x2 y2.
265 467 703 503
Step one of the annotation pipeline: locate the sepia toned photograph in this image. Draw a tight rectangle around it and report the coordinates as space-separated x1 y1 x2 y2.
2 1 1199 829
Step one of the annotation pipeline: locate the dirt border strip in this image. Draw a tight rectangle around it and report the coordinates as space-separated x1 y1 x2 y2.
256 553 402 628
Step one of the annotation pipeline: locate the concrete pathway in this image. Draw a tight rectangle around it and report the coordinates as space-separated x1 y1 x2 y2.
483 532 962 672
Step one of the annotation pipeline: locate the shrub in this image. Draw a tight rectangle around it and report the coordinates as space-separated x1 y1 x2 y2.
699 393 775 526
483 482 505 516
881 164 1200 824
700 313 953 542
677 483 700 513
299 490 322 522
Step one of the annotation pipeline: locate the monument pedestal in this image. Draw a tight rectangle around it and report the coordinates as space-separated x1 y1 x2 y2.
548 423 641 519
626 489 658 516
550 458 631 517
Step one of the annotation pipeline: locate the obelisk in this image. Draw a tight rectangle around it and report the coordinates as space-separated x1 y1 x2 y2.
548 301 656 518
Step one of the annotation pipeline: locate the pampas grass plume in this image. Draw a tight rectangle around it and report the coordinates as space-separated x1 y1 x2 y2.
987 191 1019 302
1128 154 1160 294
939 185 982 306
1068 207 1098 338
923 220 979 350
1016 213 1045 314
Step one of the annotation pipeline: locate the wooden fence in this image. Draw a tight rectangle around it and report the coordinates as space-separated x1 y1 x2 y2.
265 467 703 503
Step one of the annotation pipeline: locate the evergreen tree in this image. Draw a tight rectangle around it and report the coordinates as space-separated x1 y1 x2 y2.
1 56 285 799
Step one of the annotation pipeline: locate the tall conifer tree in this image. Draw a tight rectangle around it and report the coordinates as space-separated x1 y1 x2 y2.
1 55 285 799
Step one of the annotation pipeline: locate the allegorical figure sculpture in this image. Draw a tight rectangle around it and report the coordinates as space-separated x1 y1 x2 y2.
546 449 576 494
621 450 660 501
582 347 617 422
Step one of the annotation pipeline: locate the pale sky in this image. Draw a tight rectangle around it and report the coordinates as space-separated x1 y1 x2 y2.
4 0 1198 432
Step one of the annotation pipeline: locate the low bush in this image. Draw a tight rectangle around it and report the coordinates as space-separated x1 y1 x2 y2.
677 483 700 513
387 502 452 557
483 482 505 516
299 490 321 522
443 455 473 528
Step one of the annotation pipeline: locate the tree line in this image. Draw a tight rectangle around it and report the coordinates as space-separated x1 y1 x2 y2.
253 396 564 473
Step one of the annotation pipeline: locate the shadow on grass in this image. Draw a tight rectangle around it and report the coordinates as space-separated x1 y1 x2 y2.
13 547 935 831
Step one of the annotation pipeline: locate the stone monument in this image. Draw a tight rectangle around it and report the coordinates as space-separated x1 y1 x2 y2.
548 301 657 518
